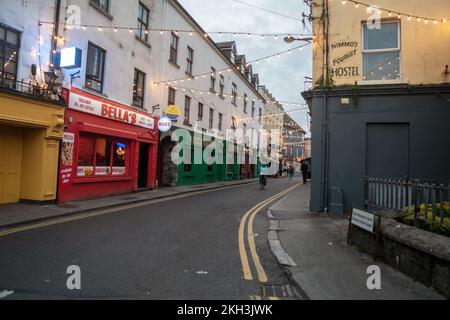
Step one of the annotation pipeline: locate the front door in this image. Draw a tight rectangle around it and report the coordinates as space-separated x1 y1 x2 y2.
0 126 23 204
138 143 149 189
366 123 410 179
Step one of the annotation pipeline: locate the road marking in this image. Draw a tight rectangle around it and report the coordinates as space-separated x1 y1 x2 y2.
0 182 257 238
249 295 262 300
238 183 301 282
268 296 280 301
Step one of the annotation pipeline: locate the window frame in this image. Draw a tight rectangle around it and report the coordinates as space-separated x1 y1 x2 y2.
210 67 216 92
219 74 225 98
184 95 191 125
133 68 146 108
231 82 237 106
137 1 150 43
186 46 194 75
198 102 204 121
361 20 401 83
209 108 214 130
85 41 106 93
90 0 110 14
0 24 20 85
168 87 176 106
77 133 129 178
243 93 248 114
169 32 179 65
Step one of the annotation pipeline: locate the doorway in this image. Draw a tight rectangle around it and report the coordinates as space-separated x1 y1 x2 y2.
366 123 410 179
138 142 149 189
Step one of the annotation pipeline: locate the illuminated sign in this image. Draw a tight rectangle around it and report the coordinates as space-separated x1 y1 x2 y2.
158 117 172 133
165 105 181 120
60 47 82 69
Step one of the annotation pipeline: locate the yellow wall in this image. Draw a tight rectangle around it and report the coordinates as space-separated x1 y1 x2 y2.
313 0 450 86
0 92 64 202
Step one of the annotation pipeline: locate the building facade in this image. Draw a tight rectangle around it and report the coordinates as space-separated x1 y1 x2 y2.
148 0 265 186
303 0 450 213
0 2 65 204
282 113 306 173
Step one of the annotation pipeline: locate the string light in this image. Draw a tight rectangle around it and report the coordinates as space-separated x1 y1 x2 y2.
38 21 313 38
334 0 449 24
155 43 310 85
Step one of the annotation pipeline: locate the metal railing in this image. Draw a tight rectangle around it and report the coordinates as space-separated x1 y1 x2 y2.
0 77 64 104
364 177 450 229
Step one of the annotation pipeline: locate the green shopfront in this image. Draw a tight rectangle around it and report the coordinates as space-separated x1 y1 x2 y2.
158 128 259 187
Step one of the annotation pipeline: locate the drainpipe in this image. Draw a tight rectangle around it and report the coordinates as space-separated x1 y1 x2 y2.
322 0 330 212
50 0 62 70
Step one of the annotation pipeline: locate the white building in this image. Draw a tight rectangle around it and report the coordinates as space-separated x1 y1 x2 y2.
0 0 267 189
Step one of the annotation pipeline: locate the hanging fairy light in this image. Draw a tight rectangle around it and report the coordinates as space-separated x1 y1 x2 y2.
333 0 450 24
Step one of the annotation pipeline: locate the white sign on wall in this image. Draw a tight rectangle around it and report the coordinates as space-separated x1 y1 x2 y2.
68 92 155 129
158 117 172 133
351 208 375 233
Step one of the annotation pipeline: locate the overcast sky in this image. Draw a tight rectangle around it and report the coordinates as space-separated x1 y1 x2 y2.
178 0 312 135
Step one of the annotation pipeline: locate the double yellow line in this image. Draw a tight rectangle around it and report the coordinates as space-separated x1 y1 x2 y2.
239 183 301 282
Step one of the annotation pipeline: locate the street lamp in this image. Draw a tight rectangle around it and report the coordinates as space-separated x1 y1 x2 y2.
283 35 314 43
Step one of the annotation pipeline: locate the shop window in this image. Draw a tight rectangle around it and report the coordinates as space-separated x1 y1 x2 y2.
0 24 20 86
362 21 400 81
77 133 128 177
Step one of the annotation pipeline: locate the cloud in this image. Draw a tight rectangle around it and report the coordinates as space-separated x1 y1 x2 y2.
178 0 312 134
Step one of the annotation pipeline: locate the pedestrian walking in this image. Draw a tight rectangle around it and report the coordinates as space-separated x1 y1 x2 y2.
301 161 309 184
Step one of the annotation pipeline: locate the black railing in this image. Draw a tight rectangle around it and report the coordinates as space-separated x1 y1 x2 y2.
364 177 450 230
0 78 64 104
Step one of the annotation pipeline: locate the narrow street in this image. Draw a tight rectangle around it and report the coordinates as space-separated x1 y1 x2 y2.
0 179 300 300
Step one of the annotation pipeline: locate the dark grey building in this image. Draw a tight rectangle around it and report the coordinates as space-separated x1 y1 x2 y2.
302 84 450 214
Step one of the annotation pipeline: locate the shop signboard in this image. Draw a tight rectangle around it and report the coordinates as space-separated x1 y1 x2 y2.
68 91 155 129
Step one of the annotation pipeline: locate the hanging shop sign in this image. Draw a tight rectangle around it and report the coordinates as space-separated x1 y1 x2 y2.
68 91 155 129
165 105 181 120
158 117 172 133
60 47 82 69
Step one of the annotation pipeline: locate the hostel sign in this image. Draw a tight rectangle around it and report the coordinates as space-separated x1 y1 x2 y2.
329 40 360 78
69 91 155 129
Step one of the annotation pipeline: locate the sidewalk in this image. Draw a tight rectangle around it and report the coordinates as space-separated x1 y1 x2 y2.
267 183 444 300
0 178 258 230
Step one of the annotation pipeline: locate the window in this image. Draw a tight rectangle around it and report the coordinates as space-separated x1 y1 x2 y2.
184 95 191 125
258 108 262 124
362 21 400 81
86 42 106 92
91 0 109 13
219 75 225 97
198 102 203 121
137 2 150 42
0 25 20 85
251 101 255 118
77 133 128 177
231 116 237 130
186 46 194 75
232 83 237 105
209 108 214 130
243 94 248 113
218 113 223 131
210 67 216 92
168 87 176 106
133 68 145 108
169 32 179 65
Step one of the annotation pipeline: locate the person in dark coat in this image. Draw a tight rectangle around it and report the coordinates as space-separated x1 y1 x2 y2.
301 161 309 184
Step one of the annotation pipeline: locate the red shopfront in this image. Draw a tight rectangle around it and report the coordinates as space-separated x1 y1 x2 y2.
58 87 159 203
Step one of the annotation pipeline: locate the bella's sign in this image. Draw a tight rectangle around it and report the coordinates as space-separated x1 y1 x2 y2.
69 91 154 129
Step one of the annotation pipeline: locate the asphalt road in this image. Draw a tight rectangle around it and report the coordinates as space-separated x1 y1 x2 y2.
0 178 300 300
